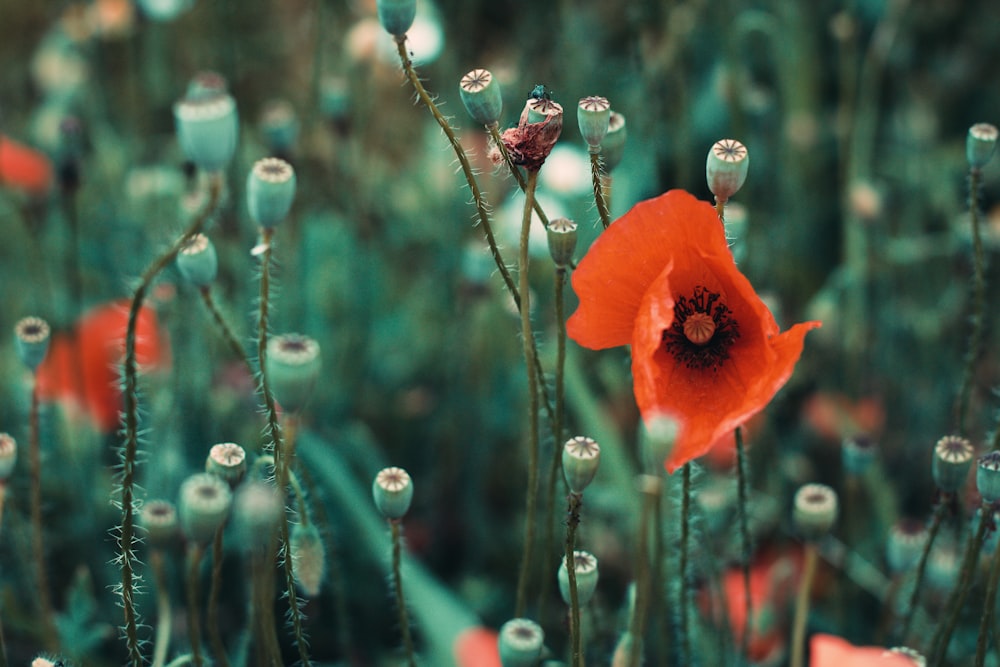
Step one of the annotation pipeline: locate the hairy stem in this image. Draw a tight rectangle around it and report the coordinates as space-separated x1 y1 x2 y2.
679 464 692 666
790 544 819 667
566 492 584 667
391 520 417 667
899 501 946 641
487 122 550 227
186 543 206 667
590 151 611 229
28 377 57 650
151 550 172 667
735 427 752 658
956 166 985 435
200 286 253 376
628 477 660 667
208 526 231 667
975 546 1000 666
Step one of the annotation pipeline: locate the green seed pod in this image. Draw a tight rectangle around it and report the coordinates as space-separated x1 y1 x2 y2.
178 473 232 544
526 97 562 125
966 123 998 169
792 483 838 541
932 435 974 494
577 96 611 149
291 523 326 597
206 442 247 488
232 481 282 553
601 111 627 172
373 467 413 520
376 0 416 36
841 433 876 476
706 139 749 202
562 436 600 493
174 92 239 173
259 99 299 155
498 618 544 667
558 550 599 606
176 233 218 287
977 451 1000 504
139 499 179 549
886 519 927 576
926 544 959 592
14 317 50 371
247 158 296 229
460 69 503 127
0 433 16 481
546 217 577 268
265 333 321 413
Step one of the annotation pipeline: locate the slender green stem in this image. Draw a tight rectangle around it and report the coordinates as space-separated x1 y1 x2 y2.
679 464 692 666
975 546 1000 666
0 487 6 667
28 377 57 650
121 173 221 665
565 492 584 667
929 506 991 664
150 550 172 667
391 520 417 667
628 477 660 667
199 287 253 376
715 198 727 222
590 151 611 229
208 526 231 667
735 427 752 659
515 170 542 618
899 501 946 641
652 487 669 667
956 166 985 435
790 544 819 667
186 544 206 667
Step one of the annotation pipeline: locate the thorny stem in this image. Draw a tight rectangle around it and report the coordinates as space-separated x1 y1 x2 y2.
121 173 221 665
391 520 417 667
256 226 312 667
29 377 57 650
186 544 206 667
150 550 172 667
679 464 692 666
208 526 231 667
790 544 820 667
566 492 584 667
735 427 753 659
628 477 661 667
590 151 611 229
975 544 1000 666
199 286 254 377
956 166 985 435
899 500 947 641
515 170 542 618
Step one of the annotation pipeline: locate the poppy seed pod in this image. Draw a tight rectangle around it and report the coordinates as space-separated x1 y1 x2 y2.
376 0 416 37
562 436 601 493
546 217 577 268
841 433 876 476
706 139 749 202
793 483 838 541
291 523 326 597
577 96 611 150
205 442 247 488
460 69 503 127
247 158 296 229
500 98 563 172
966 123 998 170
373 467 413 520
139 499 179 549
265 333 321 413
176 233 218 287
932 435 974 494
178 473 232 544
14 316 50 371
174 92 239 173
601 111 627 172
977 451 1000 504
0 433 16 480
498 618 544 667
558 550 599 606
886 519 927 575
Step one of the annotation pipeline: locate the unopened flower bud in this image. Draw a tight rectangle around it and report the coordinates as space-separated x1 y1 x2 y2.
562 436 600 493
932 435 974 494
373 467 413 519
206 442 247 488
498 618 544 667
706 139 749 202
793 483 838 540
376 0 416 37
977 451 1000 504
140 499 179 549
176 233 218 287
247 158 296 229
174 92 238 173
460 69 503 127
178 473 232 544
577 96 611 149
14 317 50 371
966 123 998 170
546 217 577 268
558 550 599 605
265 333 321 413
291 523 326 597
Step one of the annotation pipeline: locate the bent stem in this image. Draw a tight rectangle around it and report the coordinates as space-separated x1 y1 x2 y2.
790 543 819 667
899 501 946 641
391 519 417 667
150 550 172 667
565 492 584 667
590 151 611 229
208 526 231 667
515 170 542 618
735 427 753 658
28 376 57 650
955 166 985 435
199 286 254 376
120 173 222 665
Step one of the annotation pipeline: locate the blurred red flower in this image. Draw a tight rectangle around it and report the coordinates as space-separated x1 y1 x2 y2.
567 190 820 472
809 634 919 666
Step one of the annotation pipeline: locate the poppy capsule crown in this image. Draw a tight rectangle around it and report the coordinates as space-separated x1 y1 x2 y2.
178 472 232 544
932 435 974 494
967 122 998 169
793 483 838 540
546 217 578 268
977 451 1000 504
601 111 627 172
558 550 599 606
562 436 601 493
15 316 51 371
140 499 179 549
577 95 611 150
459 69 503 127
706 139 749 202
206 442 247 488
498 618 544 666
247 158 296 229
176 233 218 287
373 466 413 520
265 333 320 413
173 92 239 173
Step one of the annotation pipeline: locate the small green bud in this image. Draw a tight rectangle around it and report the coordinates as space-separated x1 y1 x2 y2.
206 442 247 488
558 550 599 606
706 139 749 203
460 69 503 127
886 519 927 575
14 317 50 371
376 0 416 37
291 523 326 597
966 123 998 169
841 433 876 476
932 435 974 494
977 451 1000 504
0 433 16 481
176 233 218 287
174 92 239 173
577 96 611 150
601 111 627 172
373 466 413 520
178 473 232 544
562 436 600 493
546 218 577 268
792 483 838 541
247 158 296 229
498 618 544 667
140 499 180 549
259 99 300 155
265 333 321 413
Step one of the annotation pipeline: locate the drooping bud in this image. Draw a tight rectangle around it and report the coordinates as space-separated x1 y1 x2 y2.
291 523 326 597
792 483 838 541
460 69 503 127
176 233 218 287
14 317 50 371
205 442 247 488
265 333 321 413
706 139 749 203
932 435 974 494
373 467 413 520
178 473 233 544
376 0 416 37
558 550 599 605
247 158 296 229
577 96 611 150
966 122 998 170
562 436 600 493
174 91 239 173
498 618 544 667
640 412 678 473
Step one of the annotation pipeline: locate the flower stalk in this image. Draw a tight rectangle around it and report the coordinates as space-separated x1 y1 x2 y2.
565 492 584 667
28 374 57 651
590 151 611 229
208 526 231 667
186 543 206 667
735 427 752 659
391 519 417 667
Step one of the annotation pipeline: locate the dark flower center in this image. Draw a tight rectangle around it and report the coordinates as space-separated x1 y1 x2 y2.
662 286 740 370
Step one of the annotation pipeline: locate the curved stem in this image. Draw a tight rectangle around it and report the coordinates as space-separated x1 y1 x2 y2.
151 550 173 667
186 544 206 667
590 151 611 229
515 170 542 618
899 501 946 641
565 492 583 667
956 167 985 435
790 544 819 667
391 520 417 667
735 427 752 658
975 546 1000 666
120 173 222 665
199 287 253 376
208 526 231 667
28 376 57 650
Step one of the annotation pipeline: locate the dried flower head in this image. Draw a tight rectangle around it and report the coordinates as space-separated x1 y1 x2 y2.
500 98 564 172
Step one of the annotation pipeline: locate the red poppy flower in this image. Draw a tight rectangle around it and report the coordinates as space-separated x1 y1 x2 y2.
567 189 820 472
809 634 919 666
0 135 53 195
453 626 502 667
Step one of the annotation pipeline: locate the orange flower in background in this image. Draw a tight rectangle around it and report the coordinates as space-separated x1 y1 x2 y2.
0 135 53 195
567 190 820 472
809 634 919 666
453 627 502 667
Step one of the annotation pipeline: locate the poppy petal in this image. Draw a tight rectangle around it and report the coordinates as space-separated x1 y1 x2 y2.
0 135 53 195
809 634 917 667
